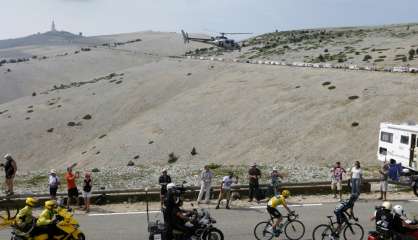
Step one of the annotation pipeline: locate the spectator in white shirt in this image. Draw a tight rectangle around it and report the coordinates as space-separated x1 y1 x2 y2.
197 165 213 204
216 172 238 209
350 161 363 196
48 169 60 200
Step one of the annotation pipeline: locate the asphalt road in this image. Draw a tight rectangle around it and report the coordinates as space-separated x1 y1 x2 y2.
1 199 417 240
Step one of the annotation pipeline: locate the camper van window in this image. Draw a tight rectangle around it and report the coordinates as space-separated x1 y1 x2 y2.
379 147 387 155
400 135 409 145
380 132 393 143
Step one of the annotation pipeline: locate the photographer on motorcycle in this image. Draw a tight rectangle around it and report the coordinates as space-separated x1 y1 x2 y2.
34 200 62 240
14 197 39 233
171 199 195 239
392 205 418 240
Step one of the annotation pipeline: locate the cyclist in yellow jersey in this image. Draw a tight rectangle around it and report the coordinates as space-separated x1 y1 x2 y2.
267 190 294 236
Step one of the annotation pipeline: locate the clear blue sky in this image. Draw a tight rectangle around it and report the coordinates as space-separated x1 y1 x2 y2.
2 0 418 40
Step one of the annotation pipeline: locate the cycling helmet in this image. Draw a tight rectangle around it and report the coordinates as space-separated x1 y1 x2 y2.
382 201 392 210
393 205 405 216
167 183 176 190
25 197 38 207
348 194 359 204
3 153 12 160
281 190 290 198
45 200 57 210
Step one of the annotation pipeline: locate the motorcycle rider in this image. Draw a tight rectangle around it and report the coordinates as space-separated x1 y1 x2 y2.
333 193 359 239
392 205 418 240
266 189 293 236
35 200 61 240
14 197 39 233
370 201 393 239
171 198 195 239
164 183 179 240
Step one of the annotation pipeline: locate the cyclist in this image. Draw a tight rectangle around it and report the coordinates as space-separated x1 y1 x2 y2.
14 197 39 233
392 205 418 240
333 193 359 239
267 189 293 236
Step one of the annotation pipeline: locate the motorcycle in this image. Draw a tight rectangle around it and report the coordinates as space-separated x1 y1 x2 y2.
190 208 224 240
149 208 223 240
11 207 85 240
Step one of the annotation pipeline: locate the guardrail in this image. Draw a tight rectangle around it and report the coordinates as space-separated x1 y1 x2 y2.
0 178 392 209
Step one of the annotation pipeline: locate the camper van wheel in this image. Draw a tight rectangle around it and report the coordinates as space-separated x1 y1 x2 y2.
413 180 418 197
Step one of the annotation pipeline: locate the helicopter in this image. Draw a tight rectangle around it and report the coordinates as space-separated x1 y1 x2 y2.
181 29 252 50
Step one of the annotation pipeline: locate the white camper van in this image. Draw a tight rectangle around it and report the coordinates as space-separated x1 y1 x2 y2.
377 122 418 170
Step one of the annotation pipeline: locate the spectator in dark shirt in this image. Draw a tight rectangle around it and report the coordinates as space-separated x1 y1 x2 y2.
159 169 172 207
248 163 261 203
3 154 17 196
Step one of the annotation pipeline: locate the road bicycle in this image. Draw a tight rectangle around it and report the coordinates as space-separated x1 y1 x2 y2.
312 214 364 240
254 212 305 240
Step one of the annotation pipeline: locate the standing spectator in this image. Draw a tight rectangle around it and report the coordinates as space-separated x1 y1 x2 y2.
248 163 261 203
388 159 401 181
271 167 283 197
216 172 238 209
197 165 213 204
3 154 17 196
330 162 346 200
82 172 92 213
65 165 80 208
350 161 363 196
159 169 171 207
48 169 60 200
379 163 389 201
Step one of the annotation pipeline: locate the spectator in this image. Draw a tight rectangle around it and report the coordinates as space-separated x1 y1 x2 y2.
216 171 238 209
388 159 402 181
65 165 80 208
82 172 92 213
48 169 60 200
248 163 261 203
330 162 346 200
379 163 389 201
271 167 283 197
197 165 213 204
2 154 17 196
159 169 171 207
350 161 363 196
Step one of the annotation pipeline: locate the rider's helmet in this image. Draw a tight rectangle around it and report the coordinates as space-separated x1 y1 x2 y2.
393 205 405 216
167 183 176 190
3 153 12 160
348 193 359 204
25 197 38 207
45 200 57 210
281 190 290 198
382 201 392 210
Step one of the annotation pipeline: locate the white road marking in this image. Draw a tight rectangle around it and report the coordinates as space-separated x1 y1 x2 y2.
88 211 160 216
88 203 324 216
408 199 418 202
249 203 323 209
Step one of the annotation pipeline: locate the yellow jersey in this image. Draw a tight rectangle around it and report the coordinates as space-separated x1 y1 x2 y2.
268 195 286 208
36 209 55 226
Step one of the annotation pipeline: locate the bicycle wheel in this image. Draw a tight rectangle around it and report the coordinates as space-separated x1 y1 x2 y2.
254 221 274 240
343 223 364 240
284 220 305 240
312 224 334 240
